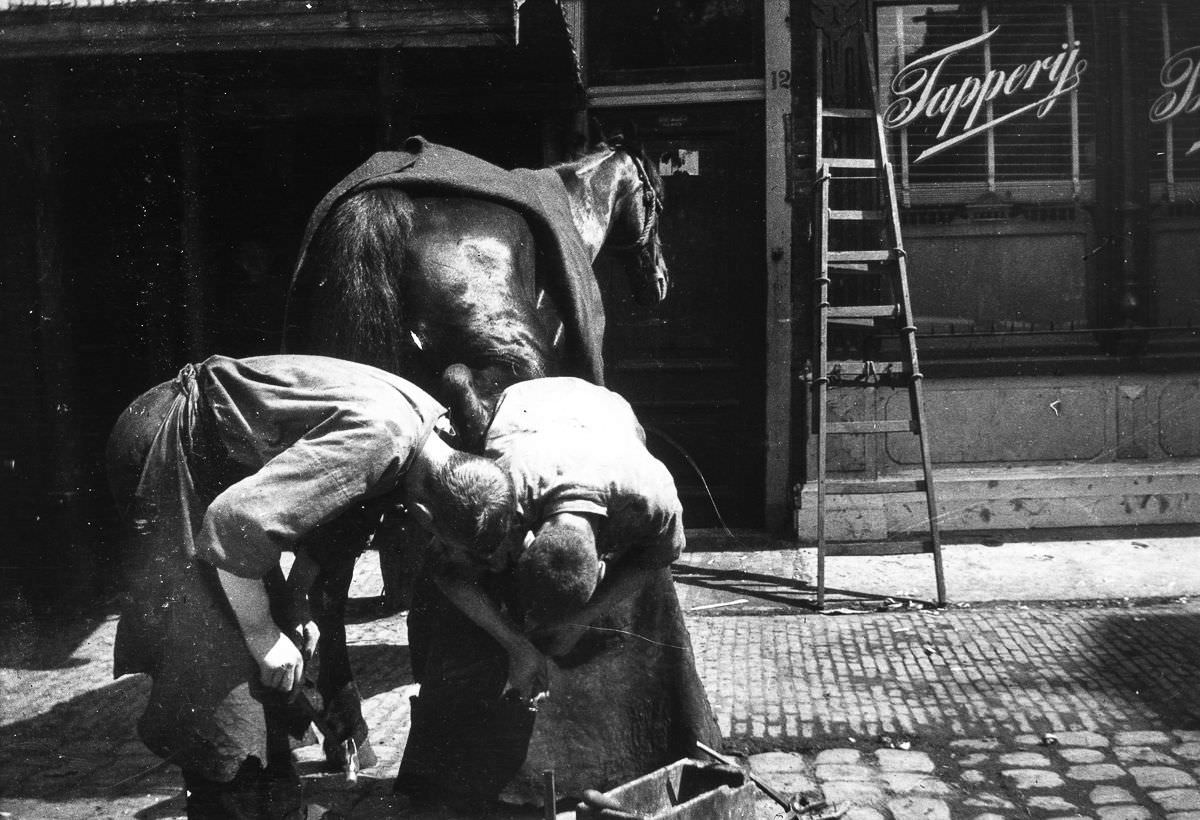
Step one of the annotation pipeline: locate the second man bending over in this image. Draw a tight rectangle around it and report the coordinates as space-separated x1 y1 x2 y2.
398 374 717 807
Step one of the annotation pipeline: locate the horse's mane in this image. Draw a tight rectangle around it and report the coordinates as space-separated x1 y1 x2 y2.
554 134 664 202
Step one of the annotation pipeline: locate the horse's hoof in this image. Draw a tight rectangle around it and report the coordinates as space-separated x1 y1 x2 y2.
322 737 378 774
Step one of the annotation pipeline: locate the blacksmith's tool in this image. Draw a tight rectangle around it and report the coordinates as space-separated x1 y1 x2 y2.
579 788 649 819
272 631 368 784
543 770 557 820
695 740 791 810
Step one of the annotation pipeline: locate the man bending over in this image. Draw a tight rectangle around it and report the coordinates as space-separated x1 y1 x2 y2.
106 354 513 820
397 374 718 808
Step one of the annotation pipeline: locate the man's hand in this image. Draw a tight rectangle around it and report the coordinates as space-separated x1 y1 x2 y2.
434 574 551 704
245 627 305 694
502 643 550 703
217 568 305 694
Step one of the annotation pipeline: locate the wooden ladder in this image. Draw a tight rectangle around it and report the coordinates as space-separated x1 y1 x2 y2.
810 31 945 608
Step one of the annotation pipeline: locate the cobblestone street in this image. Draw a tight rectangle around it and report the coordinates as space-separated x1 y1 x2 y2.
2 533 1200 819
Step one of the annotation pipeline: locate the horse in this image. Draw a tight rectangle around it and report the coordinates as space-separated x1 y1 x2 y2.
282 134 669 771
287 134 666 443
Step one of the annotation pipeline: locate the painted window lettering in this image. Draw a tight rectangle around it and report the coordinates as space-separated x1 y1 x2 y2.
1151 45 1200 123
1151 45 1200 156
883 26 1086 163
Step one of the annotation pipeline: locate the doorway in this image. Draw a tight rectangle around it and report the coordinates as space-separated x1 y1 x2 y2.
592 102 767 527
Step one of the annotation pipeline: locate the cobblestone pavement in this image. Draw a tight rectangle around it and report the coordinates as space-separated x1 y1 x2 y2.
3 537 1200 819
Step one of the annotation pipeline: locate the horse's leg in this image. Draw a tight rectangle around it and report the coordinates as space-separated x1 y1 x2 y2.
297 187 430 636
439 364 498 452
298 508 379 771
371 507 431 613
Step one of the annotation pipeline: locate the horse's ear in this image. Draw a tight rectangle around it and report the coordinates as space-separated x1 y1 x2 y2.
610 120 644 157
588 115 609 150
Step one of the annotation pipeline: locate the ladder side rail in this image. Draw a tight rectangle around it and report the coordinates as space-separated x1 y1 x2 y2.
814 31 830 607
811 29 947 607
814 33 825 168
865 29 946 604
862 27 927 443
815 163 832 608
880 158 947 603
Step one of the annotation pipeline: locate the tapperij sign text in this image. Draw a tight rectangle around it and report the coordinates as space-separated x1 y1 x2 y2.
884 26 1086 163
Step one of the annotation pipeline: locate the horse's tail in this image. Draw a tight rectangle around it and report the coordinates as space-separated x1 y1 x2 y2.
296 187 415 374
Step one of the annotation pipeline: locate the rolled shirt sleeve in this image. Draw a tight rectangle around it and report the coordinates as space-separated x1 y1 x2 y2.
602 460 687 569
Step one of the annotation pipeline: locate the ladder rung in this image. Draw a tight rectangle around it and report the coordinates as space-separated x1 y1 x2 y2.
826 305 897 320
827 249 898 263
824 538 934 557
827 263 873 274
824 157 877 170
826 360 907 378
828 209 884 221
826 419 915 435
822 107 875 119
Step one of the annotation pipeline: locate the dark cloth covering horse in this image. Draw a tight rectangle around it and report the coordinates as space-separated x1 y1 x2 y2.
283 135 718 803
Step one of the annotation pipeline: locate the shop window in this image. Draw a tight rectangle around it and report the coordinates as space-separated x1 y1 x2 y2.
1147 3 1200 203
586 0 762 85
875 1 1096 205
1145 2 1200 328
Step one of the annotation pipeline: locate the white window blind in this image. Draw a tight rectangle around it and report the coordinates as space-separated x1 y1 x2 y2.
875 1 1096 205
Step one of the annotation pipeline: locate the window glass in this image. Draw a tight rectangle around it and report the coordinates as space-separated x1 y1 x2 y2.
586 0 761 84
875 1 1096 204
1145 2 1200 329
1147 3 1200 201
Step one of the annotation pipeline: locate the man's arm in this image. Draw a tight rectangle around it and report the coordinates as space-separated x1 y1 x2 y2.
434 574 548 700
217 568 304 693
535 562 658 657
539 495 683 656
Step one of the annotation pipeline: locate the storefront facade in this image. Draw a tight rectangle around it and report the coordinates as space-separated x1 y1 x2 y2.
795 0 1200 539
570 0 1200 539
3 0 1197 609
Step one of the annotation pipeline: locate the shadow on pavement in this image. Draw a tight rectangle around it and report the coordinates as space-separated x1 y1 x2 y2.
0 607 115 671
1089 609 1200 730
0 675 161 800
672 562 937 611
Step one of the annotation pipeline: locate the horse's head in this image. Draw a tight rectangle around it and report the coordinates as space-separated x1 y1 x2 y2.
604 136 670 305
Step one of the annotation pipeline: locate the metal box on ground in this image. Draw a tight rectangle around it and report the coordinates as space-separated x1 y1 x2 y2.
575 759 756 819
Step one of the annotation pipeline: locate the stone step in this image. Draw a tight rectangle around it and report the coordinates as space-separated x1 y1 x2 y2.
793 460 1200 542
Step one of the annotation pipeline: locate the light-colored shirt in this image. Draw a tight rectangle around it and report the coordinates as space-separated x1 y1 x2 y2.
484 377 684 568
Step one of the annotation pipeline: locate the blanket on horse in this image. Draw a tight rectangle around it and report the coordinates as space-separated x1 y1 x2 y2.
289 136 605 385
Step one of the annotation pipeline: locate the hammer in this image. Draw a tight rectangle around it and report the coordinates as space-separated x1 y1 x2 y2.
696 740 793 810
578 788 649 820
